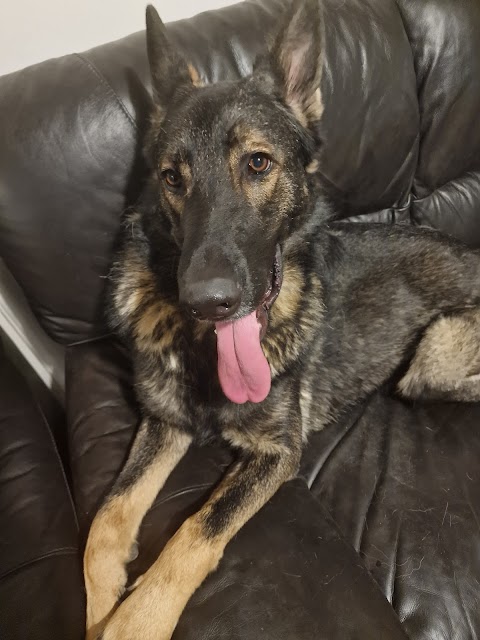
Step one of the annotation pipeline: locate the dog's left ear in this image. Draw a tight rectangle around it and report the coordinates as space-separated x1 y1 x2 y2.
146 5 201 109
265 0 325 125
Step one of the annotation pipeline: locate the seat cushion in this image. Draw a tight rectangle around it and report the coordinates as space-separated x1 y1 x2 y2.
302 395 480 639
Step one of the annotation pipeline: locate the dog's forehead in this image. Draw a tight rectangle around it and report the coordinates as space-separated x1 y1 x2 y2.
163 82 294 160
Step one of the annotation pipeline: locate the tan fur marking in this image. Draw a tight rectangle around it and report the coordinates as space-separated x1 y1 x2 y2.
84 427 192 640
306 158 320 174
160 161 192 215
299 383 313 440
134 299 183 352
246 168 281 208
228 144 282 207
399 309 480 401
135 301 166 338
114 247 185 353
194 321 211 342
231 123 276 155
306 87 324 122
288 89 323 128
168 353 180 371
165 190 185 215
226 123 290 208
289 101 309 128
223 427 290 457
179 161 192 189
114 251 154 321
270 262 304 324
149 104 166 130
264 271 323 377
138 373 184 419
187 63 204 88
228 146 243 194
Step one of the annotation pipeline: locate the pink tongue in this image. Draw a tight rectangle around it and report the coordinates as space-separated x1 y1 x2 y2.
216 312 271 404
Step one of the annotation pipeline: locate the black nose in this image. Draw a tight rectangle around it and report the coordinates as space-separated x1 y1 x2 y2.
180 277 241 320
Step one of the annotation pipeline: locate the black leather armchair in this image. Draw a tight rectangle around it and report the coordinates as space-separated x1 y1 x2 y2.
0 1 479 638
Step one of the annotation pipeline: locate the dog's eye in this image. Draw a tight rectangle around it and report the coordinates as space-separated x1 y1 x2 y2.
162 169 182 190
248 153 272 175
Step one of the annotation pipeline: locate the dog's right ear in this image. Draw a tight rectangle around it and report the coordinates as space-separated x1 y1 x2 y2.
257 0 325 127
146 5 200 109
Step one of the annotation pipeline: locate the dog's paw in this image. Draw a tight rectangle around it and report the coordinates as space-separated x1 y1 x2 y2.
84 552 127 640
399 310 480 402
101 578 176 640
126 572 145 593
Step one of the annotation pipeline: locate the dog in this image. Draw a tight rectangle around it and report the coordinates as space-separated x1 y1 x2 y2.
83 1 480 638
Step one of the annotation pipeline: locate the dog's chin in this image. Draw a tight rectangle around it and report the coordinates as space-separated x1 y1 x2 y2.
256 245 283 340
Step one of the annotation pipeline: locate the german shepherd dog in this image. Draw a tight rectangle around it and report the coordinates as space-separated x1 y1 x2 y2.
84 1 480 638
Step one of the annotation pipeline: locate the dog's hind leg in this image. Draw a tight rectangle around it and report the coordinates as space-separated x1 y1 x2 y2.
100 436 302 640
398 308 480 402
84 419 192 640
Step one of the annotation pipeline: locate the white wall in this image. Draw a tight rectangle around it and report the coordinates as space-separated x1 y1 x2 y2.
0 259 65 398
0 0 240 76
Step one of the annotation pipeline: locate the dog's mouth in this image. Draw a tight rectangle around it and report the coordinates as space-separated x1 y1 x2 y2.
215 245 283 405
256 245 283 340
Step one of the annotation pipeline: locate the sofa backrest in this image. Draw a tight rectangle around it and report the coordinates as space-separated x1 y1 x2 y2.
0 0 479 345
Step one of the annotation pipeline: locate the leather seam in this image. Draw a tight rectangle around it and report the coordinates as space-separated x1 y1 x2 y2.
392 0 425 214
0 547 79 583
36 399 80 533
74 54 138 132
69 402 137 438
307 404 366 493
0 345 80 534
67 332 114 348
392 0 415 70
411 170 480 205
297 476 410 638
357 418 391 554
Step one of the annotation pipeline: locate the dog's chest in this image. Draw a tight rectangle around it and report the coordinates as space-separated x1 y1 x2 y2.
134 339 319 444
134 337 230 435
132 284 333 439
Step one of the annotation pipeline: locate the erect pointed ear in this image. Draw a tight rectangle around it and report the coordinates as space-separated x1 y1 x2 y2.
267 0 325 125
145 5 202 108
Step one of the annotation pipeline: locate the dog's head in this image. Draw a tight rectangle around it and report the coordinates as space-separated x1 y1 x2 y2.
143 0 325 403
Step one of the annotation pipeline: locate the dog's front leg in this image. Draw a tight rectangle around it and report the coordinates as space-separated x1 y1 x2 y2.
84 418 192 640
101 441 301 640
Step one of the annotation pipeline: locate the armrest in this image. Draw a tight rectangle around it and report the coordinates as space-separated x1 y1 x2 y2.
0 340 84 640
